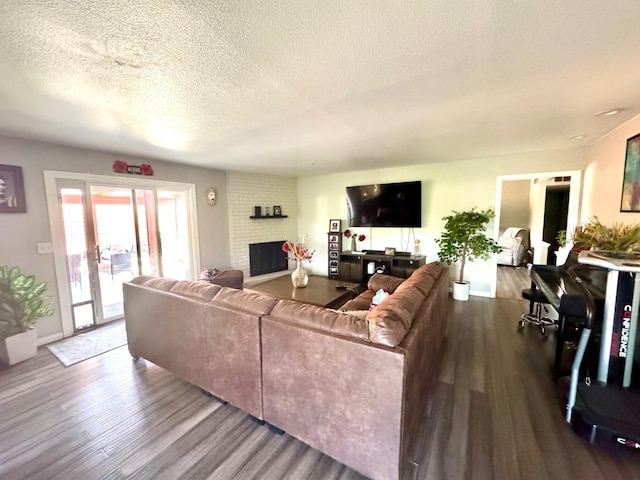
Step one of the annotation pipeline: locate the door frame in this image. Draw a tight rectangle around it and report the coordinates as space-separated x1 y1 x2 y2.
491 169 582 298
44 170 201 338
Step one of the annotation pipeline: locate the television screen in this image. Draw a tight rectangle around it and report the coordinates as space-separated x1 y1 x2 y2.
346 181 422 227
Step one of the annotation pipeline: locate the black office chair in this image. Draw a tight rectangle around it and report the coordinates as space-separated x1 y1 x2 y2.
519 287 557 335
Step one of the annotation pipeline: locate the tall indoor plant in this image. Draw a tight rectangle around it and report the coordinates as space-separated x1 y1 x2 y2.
436 208 501 300
0 265 55 365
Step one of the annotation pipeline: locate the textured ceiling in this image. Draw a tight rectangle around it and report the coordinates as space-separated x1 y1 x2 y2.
0 1 639 176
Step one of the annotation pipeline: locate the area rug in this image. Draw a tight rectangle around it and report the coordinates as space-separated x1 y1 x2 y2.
47 320 127 367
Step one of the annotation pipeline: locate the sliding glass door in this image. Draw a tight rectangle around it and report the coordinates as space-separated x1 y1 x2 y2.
56 179 194 332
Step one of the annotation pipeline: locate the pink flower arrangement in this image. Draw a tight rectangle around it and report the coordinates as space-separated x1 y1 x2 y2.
343 229 366 242
282 238 314 262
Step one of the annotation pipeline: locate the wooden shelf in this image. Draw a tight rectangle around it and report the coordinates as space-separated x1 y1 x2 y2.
249 215 288 219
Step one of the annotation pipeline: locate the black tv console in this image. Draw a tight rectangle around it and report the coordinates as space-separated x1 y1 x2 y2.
338 251 426 284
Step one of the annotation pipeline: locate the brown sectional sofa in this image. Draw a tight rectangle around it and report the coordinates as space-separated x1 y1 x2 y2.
123 275 277 419
123 262 449 480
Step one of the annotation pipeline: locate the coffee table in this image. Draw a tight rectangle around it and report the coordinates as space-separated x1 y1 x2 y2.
246 275 361 309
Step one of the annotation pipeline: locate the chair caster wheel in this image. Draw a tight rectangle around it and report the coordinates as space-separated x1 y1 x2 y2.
518 319 525 330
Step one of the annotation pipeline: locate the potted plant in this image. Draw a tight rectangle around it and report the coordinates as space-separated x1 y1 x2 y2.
0 265 55 365
558 217 640 254
436 208 501 301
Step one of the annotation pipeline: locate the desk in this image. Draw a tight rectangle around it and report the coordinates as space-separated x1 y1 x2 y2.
578 251 640 387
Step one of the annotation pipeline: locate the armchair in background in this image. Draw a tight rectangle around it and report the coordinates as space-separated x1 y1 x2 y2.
497 227 529 266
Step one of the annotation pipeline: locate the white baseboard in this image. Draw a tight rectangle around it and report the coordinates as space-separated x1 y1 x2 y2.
37 332 64 346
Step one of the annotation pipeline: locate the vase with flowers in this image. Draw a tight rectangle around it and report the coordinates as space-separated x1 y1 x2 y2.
282 237 315 288
344 229 366 252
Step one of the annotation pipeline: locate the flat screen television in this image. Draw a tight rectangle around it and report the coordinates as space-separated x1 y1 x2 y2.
346 181 422 228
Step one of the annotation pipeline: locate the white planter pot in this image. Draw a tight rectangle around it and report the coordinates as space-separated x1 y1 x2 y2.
452 281 470 301
0 328 38 365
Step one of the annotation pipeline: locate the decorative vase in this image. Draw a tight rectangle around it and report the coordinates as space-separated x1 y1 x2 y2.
291 260 309 288
351 236 357 252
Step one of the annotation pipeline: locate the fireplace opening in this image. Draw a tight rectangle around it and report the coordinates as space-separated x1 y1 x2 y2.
249 240 288 277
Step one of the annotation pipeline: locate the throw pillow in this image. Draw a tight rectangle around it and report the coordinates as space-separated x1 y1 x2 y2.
369 288 390 311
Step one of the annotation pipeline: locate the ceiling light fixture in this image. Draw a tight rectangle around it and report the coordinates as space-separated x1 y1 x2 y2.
596 108 625 117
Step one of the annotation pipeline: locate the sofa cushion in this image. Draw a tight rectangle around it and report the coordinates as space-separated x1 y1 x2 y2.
367 273 405 294
170 280 221 302
209 287 278 316
337 310 369 321
270 300 369 341
340 290 374 311
367 263 446 347
129 275 178 291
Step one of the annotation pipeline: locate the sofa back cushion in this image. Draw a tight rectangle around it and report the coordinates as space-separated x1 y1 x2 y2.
367 273 405 294
129 275 178 291
170 280 221 302
367 262 446 346
269 300 369 341
209 287 278 316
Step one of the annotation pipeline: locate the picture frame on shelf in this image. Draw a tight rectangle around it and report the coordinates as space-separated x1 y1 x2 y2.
329 219 341 232
329 251 339 258
273 205 282 216
329 234 338 243
330 267 338 275
0 164 26 214
384 247 396 256
329 242 339 251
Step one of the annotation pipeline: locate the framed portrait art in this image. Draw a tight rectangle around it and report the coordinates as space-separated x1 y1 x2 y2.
621 134 640 212
0 164 26 213
329 219 341 233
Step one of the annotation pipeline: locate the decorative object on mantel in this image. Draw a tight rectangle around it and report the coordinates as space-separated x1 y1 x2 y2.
273 205 282 216
384 247 396 256
265 206 271 216
254 206 262 217
206 187 217 206
0 164 26 214
112 160 153 176
282 237 315 288
344 229 366 252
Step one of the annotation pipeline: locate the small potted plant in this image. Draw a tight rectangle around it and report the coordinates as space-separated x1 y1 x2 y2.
0 265 55 365
436 208 501 301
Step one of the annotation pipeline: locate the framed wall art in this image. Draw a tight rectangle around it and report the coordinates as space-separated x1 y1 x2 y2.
329 219 341 233
621 133 640 212
0 164 26 213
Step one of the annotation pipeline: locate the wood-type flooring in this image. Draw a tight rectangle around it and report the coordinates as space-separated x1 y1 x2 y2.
1 296 639 479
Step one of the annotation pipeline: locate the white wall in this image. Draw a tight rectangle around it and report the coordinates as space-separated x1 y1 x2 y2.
583 114 640 224
0 135 230 340
499 179 531 233
227 172 298 273
298 148 586 296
